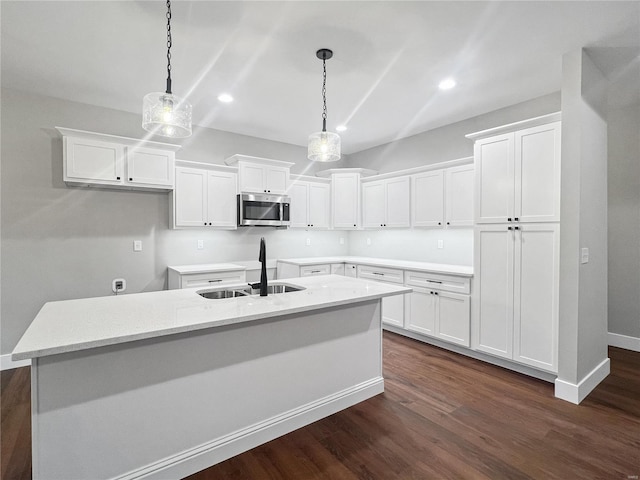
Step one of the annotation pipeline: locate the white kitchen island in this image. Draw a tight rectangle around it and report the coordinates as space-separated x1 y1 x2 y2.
12 275 410 480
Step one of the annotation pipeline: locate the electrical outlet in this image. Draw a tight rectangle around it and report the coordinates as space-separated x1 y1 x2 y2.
133 240 142 252
306 238 311 246
112 278 126 294
581 247 589 264
438 239 444 249
197 239 204 250
339 237 345 245
366 238 372 246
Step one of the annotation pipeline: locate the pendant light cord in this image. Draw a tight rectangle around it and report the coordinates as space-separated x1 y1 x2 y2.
321 57 327 132
165 0 172 94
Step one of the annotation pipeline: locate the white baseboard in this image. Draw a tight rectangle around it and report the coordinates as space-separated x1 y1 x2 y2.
608 332 640 352
554 357 610 404
115 377 384 480
1 353 31 371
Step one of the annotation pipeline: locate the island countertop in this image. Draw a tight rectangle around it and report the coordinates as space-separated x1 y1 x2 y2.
12 275 411 361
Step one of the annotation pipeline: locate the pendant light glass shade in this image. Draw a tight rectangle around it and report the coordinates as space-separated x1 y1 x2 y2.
308 130 341 162
142 92 192 138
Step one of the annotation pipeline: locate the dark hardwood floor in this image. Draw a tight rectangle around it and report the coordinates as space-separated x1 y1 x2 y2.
2 332 639 479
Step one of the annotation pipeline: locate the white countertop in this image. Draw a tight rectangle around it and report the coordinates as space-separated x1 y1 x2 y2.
170 257 473 277
12 275 411 361
276 256 473 277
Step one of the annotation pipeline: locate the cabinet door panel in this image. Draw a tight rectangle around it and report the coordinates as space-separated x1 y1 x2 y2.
475 134 514 223
289 182 309 228
385 176 411 227
382 293 405 327
332 174 359 228
239 164 265 193
513 225 558 372
308 183 330 228
127 147 174 187
515 122 561 223
412 170 444 227
266 167 288 194
445 165 474 227
436 291 470 347
473 226 514 358
405 290 436 336
362 181 386 227
65 137 124 183
207 171 237 228
174 168 207 227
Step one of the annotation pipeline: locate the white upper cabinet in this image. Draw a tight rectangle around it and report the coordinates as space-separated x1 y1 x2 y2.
225 155 293 195
332 172 361 229
411 163 473 228
411 170 444 227
472 120 561 224
57 127 179 191
172 163 237 229
288 178 330 229
362 176 410 228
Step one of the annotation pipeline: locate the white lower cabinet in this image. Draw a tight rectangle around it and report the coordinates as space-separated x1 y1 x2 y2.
344 263 358 278
404 271 471 347
473 223 559 372
357 265 405 327
168 269 246 290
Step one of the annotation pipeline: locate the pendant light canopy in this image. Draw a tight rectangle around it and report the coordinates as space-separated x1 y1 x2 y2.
308 49 341 162
142 0 192 138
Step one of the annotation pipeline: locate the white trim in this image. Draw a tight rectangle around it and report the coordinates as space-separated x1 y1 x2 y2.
465 112 562 140
114 377 384 480
1 353 31 371
55 126 181 151
554 357 610 404
608 332 640 352
361 157 474 182
224 154 294 168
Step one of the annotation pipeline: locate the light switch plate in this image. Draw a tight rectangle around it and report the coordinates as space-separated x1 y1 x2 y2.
581 247 589 264
197 239 204 250
133 240 142 252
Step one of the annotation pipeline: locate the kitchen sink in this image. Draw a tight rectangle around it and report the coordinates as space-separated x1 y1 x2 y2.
197 283 305 299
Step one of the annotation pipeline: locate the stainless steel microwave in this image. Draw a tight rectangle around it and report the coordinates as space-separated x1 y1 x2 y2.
237 193 291 227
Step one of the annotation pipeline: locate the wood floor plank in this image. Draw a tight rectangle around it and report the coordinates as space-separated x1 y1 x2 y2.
2 332 640 480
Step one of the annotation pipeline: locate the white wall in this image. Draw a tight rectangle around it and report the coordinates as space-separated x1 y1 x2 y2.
0 88 348 356
607 101 640 343
556 49 609 402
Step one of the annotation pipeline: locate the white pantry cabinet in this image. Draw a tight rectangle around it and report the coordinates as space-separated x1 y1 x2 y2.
57 127 179 191
404 270 471 347
472 121 561 224
473 223 559 372
288 178 331 229
362 176 411 228
225 155 293 194
411 163 474 228
172 163 237 228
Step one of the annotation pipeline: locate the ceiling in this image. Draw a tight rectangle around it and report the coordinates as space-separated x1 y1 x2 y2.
2 1 639 154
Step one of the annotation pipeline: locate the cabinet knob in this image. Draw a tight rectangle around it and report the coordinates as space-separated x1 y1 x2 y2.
116 176 121 180
438 222 441 225
434 292 439 295
514 217 519 222
508 218 512 222
129 178 133 181
508 226 513 231
514 226 520 230
446 222 450 225
354 224 356 227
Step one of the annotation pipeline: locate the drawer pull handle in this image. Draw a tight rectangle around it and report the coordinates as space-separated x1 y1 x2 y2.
373 272 384 276
208 279 222 283
427 280 442 284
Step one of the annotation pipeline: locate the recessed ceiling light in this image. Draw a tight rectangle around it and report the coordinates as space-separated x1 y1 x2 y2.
336 125 347 132
438 78 456 90
217 93 233 103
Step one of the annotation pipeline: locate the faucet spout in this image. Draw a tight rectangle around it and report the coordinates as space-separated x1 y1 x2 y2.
258 237 267 296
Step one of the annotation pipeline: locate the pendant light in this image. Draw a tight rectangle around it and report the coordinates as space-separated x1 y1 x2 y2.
142 0 192 138
308 49 341 162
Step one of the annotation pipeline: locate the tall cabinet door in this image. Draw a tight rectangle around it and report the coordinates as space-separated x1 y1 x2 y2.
207 171 237 228
412 170 444 227
515 122 561 223
473 225 515 359
475 133 514 224
445 165 474 227
174 167 208 227
513 224 559 372
385 176 411 227
332 173 360 229
362 180 386 227
289 182 309 228
308 183 331 228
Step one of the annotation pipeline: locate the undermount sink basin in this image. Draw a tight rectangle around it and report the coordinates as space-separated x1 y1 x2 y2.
197 283 305 299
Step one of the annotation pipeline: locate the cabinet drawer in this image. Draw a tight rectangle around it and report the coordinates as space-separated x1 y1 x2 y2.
357 265 404 284
300 264 331 276
405 270 471 294
181 271 246 289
